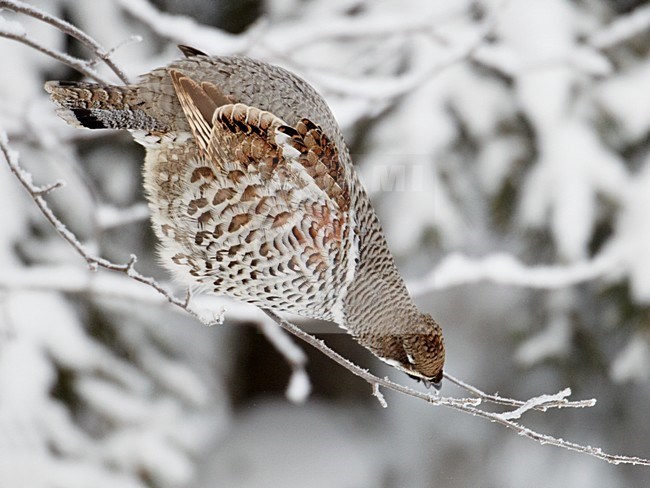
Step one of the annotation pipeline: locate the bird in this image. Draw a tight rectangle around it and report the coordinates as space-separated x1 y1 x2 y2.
44 45 445 388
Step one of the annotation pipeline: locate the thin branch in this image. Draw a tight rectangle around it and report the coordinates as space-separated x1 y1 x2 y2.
262 309 479 409
0 0 130 83
89 35 143 69
0 29 107 83
262 309 650 466
495 388 574 421
33 180 65 197
444 372 596 411
372 383 388 408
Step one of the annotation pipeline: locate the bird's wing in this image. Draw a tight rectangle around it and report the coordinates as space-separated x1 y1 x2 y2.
168 69 352 315
169 69 350 213
275 118 349 213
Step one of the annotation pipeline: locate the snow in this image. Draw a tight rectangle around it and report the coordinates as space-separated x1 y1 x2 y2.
495 388 571 421
285 369 311 404
519 119 628 260
7 292 98 369
95 203 150 230
408 251 620 294
139 350 210 406
589 4 650 49
610 333 650 383
197 402 387 488
0 337 55 406
515 291 573 366
115 0 250 56
607 155 650 303
0 14 26 37
597 60 650 143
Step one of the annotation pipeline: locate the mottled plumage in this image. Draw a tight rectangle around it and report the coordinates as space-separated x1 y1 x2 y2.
45 46 445 387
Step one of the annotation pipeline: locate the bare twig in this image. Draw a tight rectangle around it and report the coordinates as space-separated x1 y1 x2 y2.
0 0 130 83
262 309 479 409
33 180 65 197
0 29 107 83
90 34 143 68
444 372 596 411
372 383 388 408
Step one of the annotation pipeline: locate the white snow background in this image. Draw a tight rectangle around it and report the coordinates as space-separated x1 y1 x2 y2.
0 0 649 487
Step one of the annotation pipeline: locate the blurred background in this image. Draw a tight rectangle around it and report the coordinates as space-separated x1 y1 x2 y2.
1 0 649 486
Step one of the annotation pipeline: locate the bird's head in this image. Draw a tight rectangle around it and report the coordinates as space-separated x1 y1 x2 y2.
375 313 445 389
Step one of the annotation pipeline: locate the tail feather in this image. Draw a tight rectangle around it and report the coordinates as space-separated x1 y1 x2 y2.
44 81 168 131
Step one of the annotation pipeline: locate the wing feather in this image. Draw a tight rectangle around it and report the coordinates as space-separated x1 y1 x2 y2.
169 69 228 154
170 71 349 212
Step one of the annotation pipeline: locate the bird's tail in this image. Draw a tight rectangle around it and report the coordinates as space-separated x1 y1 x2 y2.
44 81 166 131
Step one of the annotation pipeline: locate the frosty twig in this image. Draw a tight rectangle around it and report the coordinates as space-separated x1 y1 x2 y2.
0 0 130 83
0 27 106 83
262 310 650 466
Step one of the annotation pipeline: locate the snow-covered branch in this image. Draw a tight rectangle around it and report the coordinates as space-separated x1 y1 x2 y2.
589 4 650 50
116 0 260 55
408 250 621 296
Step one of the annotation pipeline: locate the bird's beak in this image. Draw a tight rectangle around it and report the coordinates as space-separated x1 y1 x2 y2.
420 378 442 391
405 372 443 391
